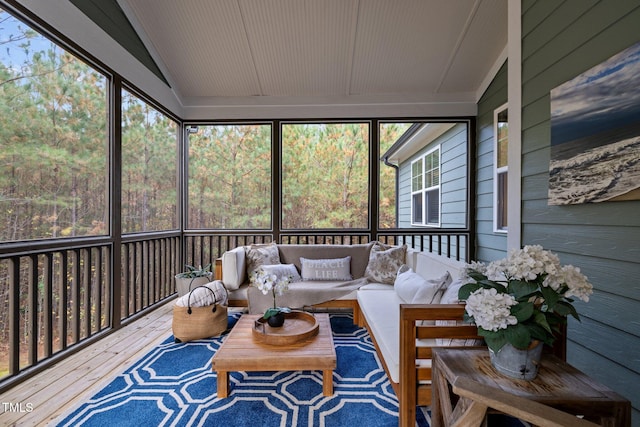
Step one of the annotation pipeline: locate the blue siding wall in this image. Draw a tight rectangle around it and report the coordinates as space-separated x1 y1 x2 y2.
475 62 508 263
521 0 640 422
397 123 468 255
397 123 468 229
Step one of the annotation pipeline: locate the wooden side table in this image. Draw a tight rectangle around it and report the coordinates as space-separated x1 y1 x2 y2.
431 348 631 427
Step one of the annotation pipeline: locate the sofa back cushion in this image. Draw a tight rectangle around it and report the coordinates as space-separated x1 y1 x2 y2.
278 242 374 279
414 251 466 280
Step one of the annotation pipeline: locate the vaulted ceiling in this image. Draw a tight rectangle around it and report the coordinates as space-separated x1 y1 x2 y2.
68 0 508 115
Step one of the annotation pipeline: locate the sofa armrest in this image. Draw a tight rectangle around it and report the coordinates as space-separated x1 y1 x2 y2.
220 246 246 290
214 257 223 281
398 303 483 427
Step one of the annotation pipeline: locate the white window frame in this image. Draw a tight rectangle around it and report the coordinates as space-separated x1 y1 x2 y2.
493 103 508 233
410 146 441 227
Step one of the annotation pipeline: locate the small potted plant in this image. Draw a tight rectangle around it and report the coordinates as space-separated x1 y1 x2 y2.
175 264 212 297
250 268 292 327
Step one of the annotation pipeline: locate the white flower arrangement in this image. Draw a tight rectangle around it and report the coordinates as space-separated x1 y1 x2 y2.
459 245 593 353
250 268 292 319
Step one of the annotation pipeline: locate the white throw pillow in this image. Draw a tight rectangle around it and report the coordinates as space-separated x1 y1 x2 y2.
300 256 352 281
175 280 228 307
412 271 452 304
261 263 302 282
440 278 465 304
394 266 423 303
394 266 452 304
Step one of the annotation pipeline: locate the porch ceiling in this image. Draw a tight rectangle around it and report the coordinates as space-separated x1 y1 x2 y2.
78 0 508 111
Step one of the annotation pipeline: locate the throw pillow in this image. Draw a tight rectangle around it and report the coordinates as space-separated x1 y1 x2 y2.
439 277 465 304
245 242 281 277
394 265 449 304
411 271 452 304
393 265 422 303
260 263 302 282
364 242 407 284
300 256 352 281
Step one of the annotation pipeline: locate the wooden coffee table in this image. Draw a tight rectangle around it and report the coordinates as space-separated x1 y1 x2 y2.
211 313 336 398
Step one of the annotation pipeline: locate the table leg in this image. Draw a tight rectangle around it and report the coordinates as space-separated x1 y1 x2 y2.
431 357 449 427
323 370 334 396
216 370 229 398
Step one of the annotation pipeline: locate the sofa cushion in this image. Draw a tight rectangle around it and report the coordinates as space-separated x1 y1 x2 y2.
247 278 366 313
278 242 374 279
365 242 407 285
245 242 281 277
414 251 466 281
221 246 246 291
357 289 437 384
357 289 403 383
300 256 352 281
359 282 395 291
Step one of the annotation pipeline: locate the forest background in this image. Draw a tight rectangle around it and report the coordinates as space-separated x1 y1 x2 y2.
0 9 408 376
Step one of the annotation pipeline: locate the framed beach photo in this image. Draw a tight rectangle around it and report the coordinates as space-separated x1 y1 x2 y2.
549 41 640 205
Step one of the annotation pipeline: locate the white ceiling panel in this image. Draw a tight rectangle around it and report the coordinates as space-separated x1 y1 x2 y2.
350 0 476 95
118 0 507 110
238 0 358 96
437 0 508 94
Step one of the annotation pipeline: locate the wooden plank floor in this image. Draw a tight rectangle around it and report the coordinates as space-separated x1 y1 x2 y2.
0 300 177 426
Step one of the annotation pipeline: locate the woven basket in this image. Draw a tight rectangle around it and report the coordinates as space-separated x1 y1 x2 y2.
172 285 228 343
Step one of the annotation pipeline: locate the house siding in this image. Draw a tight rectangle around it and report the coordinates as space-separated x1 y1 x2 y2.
397 123 468 253
521 0 640 422
475 61 508 263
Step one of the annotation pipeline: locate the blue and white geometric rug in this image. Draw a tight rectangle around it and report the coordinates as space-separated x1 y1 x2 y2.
57 313 428 427
56 313 527 427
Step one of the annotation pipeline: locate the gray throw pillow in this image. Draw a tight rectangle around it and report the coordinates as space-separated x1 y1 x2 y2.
300 256 352 281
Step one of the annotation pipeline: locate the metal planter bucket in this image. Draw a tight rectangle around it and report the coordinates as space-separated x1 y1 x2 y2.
489 341 544 380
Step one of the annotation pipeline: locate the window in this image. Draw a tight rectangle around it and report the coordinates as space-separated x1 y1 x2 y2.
121 89 178 233
187 124 272 229
0 10 108 241
494 104 508 232
411 147 440 226
281 122 369 229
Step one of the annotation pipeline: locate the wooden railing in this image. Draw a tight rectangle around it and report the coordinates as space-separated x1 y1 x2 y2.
0 233 181 393
120 234 182 319
0 241 112 391
183 229 471 272
0 228 470 393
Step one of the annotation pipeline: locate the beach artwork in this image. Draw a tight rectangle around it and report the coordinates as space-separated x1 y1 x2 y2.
549 41 640 205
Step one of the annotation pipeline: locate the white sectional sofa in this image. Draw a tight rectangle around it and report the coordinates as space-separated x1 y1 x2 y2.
357 251 483 426
216 242 483 427
218 241 386 323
